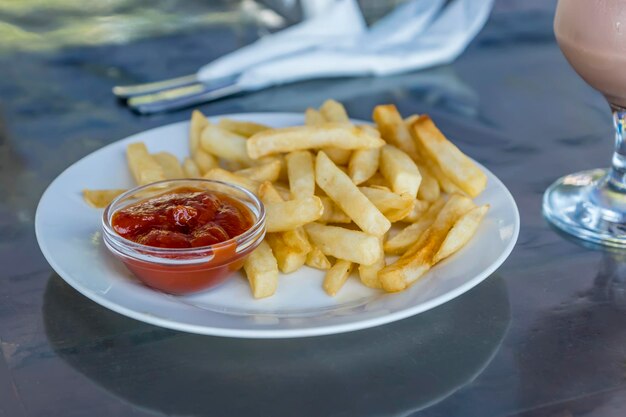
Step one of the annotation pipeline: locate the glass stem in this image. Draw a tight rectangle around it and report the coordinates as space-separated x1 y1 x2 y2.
608 105 626 192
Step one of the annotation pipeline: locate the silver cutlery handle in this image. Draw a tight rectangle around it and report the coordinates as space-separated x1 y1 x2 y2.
113 74 199 98
127 83 244 114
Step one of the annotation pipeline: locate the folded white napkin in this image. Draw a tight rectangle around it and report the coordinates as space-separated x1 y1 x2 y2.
197 0 493 91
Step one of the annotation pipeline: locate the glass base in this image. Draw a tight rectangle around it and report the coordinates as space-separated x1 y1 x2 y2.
543 168 626 248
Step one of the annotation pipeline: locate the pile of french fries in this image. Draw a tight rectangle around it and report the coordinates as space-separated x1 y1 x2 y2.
84 100 489 299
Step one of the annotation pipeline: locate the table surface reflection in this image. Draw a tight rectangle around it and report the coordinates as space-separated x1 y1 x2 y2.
3 1 626 416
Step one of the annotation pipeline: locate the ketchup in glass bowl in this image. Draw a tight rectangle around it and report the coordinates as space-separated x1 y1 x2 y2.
102 179 266 295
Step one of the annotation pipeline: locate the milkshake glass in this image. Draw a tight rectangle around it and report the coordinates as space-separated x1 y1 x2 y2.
544 0 626 247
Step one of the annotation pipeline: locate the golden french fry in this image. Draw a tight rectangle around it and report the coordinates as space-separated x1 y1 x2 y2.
235 159 281 182
320 99 350 123
316 152 391 236
411 116 487 197
258 181 312 267
318 197 352 224
189 109 209 155
286 150 315 199
193 149 219 174
404 114 420 126
384 198 447 255
305 108 325 126
304 223 382 265
218 118 269 137
318 100 353 164
201 125 253 165
379 145 422 199
418 155 464 194
324 260 353 296
323 148 352 165
152 152 184 179
204 168 259 193
305 245 332 270
373 104 420 160
265 233 308 274
126 142 165 185
244 240 278 298
182 157 201 178
349 147 380 185
358 186 415 222
362 172 389 188
257 181 283 203
358 238 384 289
281 227 312 254
416 163 440 202
83 189 126 208
264 197 323 232
433 204 489 263
401 199 431 223
379 195 475 292
247 124 385 159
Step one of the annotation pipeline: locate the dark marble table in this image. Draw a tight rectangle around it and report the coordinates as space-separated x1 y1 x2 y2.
3 1 626 416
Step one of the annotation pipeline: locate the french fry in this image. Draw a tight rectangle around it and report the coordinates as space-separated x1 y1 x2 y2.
358 240 384 289
201 125 253 165
323 260 353 296
316 152 391 236
193 149 219 174
404 114 420 126
320 99 350 123
281 228 312 254
379 145 422 199
416 163 440 202
323 148 352 165
152 152 184 179
83 189 126 208
126 142 165 185
257 181 284 203
286 150 315 199
306 245 332 270
379 195 475 292
349 147 380 185
358 186 415 222
247 125 385 159
305 108 325 126
362 172 389 188
384 198 447 255
304 223 382 265
258 181 312 263
319 99 353 164
189 110 209 155
433 204 489 263
411 116 487 197
401 199 431 223
182 157 201 178
373 104 420 160
235 159 281 182
218 118 269 137
203 168 259 193
264 197 324 232
265 233 308 274
318 196 352 224
244 241 278 298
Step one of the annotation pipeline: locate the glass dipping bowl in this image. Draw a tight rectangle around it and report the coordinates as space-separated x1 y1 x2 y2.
102 179 265 295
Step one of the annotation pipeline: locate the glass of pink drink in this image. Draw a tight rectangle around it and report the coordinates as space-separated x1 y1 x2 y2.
544 0 626 247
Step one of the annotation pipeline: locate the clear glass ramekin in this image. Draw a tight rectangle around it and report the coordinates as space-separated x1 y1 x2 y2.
102 179 265 295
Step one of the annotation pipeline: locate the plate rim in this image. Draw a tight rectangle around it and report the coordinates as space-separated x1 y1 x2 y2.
35 113 520 338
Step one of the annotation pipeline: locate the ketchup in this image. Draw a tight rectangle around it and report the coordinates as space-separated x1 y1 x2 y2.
112 187 253 248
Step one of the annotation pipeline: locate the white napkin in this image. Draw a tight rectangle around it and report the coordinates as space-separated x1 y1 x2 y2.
197 0 494 91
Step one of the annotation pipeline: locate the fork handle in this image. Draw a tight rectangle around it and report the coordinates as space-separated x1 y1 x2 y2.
128 83 244 114
113 74 199 99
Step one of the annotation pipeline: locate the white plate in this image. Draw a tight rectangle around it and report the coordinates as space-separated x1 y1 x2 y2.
35 113 519 338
